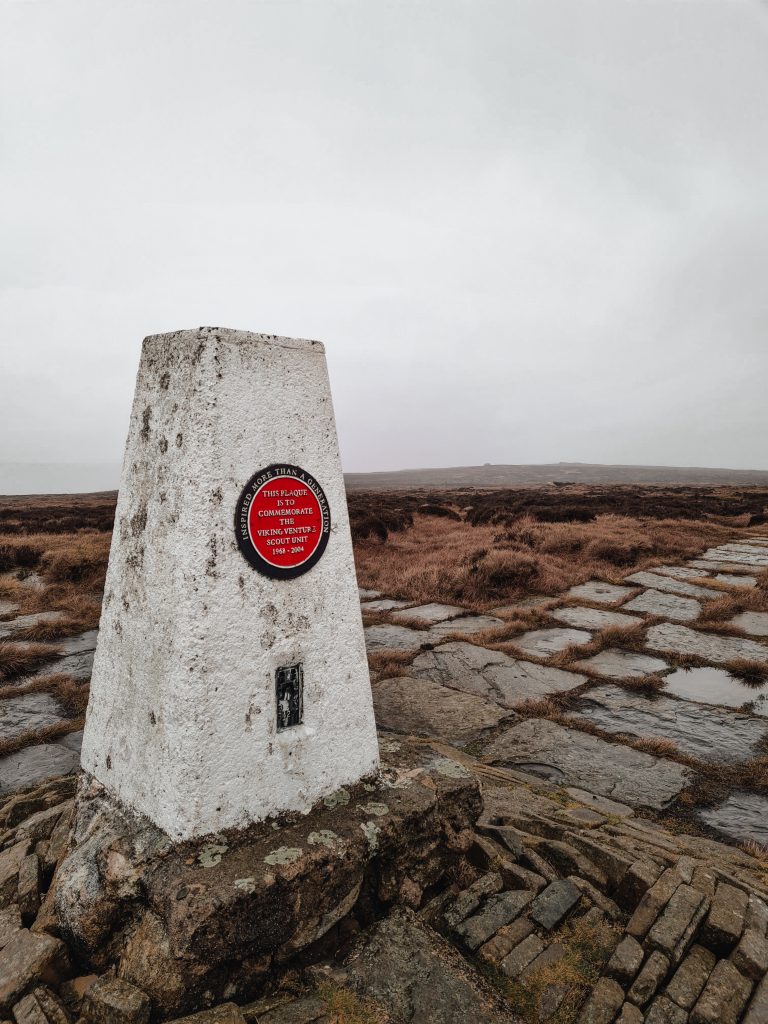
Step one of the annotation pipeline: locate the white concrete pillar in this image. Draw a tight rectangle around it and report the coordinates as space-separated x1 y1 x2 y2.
81 328 379 840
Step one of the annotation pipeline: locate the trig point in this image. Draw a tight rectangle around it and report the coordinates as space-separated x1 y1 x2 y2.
81 326 379 840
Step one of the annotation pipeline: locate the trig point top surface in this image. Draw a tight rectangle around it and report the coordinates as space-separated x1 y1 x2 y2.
81 327 379 840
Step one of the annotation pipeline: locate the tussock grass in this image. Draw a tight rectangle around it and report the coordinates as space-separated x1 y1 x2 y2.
0 717 85 758
0 672 89 717
0 642 60 680
316 982 388 1024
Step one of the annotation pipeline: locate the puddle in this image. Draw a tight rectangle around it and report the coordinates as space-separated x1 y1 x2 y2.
663 666 768 715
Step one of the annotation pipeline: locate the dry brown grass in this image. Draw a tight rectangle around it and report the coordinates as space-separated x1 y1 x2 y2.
353 512 742 609
366 650 418 680
0 672 89 716
0 717 85 758
0 642 60 680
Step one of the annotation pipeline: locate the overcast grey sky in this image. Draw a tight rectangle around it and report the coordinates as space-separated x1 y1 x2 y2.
1 0 767 485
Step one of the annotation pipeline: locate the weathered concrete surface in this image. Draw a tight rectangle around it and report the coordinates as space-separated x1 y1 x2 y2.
572 648 668 679
624 572 716 601
81 329 379 841
550 606 639 630
372 675 514 746
409 642 584 707
0 693 67 741
510 627 592 658
345 910 514 1023
663 667 768 716
646 623 768 664
483 718 692 808
54 739 481 1017
565 686 768 763
698 792 768 846
567 582 636 605
623 590 701 623
390 603 466 625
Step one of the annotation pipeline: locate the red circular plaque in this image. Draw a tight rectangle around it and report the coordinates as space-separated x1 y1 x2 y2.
235 465 331 579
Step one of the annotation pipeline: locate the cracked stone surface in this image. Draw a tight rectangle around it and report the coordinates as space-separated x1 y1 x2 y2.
0 693 68 740
663 666 768 716
698 791 768 846
510 627 592 658
646 622 768 664
715 573 757 588
390 603 467 625
550 606 639 630
624 572 716 601
430 614 505 637
565 685 768 763
0 736 82 795
623 590 702 622
373 675 514 746
730 613 768 637
409 642 584 707
654 566 709 580
567 581 636 605
361 598 411 612
572 648 668 679
483 718 692 809
364 624 434 652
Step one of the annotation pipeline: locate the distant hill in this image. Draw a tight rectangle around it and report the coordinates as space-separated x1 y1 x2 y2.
344 463 768 490
0 462 121 495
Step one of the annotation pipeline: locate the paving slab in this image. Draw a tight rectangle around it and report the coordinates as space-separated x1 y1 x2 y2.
410 641 585 707
0 612 64 641
390 602 467 625
715 574 757 588
698 791 768 846
689 560 759 574
364 623 434 652
373 675 514 746
663 666 768 716
653 566 709 580
0 692 67 740
550 606 639 630
572 648 668 679
510 627 592 658
623 590 701 622
564 685 768 763
358 587 381 600
483 718 692 809
430 614 505 637
624 572 716 601
0 739 81 795
646 622 768 665
567 581 636 605
360 598 411 612
700 549 768 568
730 612 768 637
490 595 552 614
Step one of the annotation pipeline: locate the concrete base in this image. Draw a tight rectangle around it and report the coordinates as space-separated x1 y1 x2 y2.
54 738 481 1019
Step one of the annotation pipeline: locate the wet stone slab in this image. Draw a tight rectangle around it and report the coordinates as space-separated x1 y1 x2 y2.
646 622 768 664
698 791 768 846
624 572 716 601
409 641 585 707
510 627 592 658
567 581 636 605
623 590 702 622
373 675 514 746
572 648 668 679
664 666 768 716
430 614 505 637
0 735 82 795
364 624 433 652
390 602 467 625
550 606 639 630
730 612 768 637
564 685 768 763
483 718 692 809
0 692 68 740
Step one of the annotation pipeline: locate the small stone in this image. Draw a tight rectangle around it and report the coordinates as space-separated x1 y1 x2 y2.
665 945 716 1010
168 1006 246 1024
443 872 503 929
744 973 768 1024
17 855 40 922
13 986 69 1024
626 950 670 1008
0 841 32 907
646 884 708 963
0 907 21 951
536 841 607 890
477 916 534 965
567 582 636 605
745 894 768 936
615 1003 643 1024
576 977 625 1024
604 935 644 986
626 868 685 941
59 975 99 1015
615 859 664 911
529 879 581 931
251 995 328 1024
500 933 546 980
690 958 752 1024
512 627 592 658
644 995 688 1024
519 940 566 981
701 882 748 954
81 975 151 1024
731 928 768 982
456 889 533 951
0 929 68 1012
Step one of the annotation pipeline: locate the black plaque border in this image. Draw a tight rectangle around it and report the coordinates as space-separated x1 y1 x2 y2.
235 463 331 580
